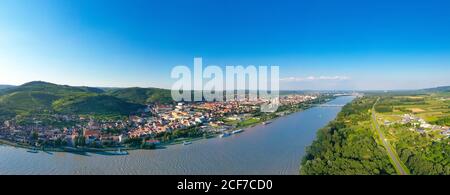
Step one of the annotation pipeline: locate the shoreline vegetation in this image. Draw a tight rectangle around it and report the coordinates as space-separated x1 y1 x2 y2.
0 95 337 154
300 96 397 175
301 89 450 175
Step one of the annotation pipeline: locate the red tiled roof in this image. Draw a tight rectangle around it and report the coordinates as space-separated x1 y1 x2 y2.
84 130 100 137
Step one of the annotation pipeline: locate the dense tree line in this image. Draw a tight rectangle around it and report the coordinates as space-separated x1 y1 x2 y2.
430 116 450 126
394 131 450 175
398 144 450 175
300 97 396 175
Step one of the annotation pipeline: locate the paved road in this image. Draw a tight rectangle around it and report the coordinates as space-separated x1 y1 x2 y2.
372 98 408 175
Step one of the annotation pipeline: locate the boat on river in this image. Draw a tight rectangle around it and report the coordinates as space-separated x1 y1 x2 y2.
27 148 38 153
263 121 272 125
114 148 128 155
232 129 244 134
220 132 231 138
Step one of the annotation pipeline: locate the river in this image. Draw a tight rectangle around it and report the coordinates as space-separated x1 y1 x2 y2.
0 96 354 175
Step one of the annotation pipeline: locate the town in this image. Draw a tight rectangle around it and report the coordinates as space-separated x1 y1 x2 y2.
0 94 328 151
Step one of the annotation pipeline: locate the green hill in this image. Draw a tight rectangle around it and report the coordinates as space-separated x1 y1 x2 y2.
421 86 450 93
4 81 104 95
0 81 102 114
108 87 173 104
52 94 143 115
0 85 15 90
0 91 60 114
0 81 165 118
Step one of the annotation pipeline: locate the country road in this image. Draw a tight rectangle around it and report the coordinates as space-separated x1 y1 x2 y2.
372 98 408 175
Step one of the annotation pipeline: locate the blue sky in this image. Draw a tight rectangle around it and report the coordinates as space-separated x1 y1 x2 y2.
0 0 449 90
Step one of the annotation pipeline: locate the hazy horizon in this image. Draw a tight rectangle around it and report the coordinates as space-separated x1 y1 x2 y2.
1 80 448 92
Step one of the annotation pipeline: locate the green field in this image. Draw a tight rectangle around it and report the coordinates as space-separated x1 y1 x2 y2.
301 89 450 175
373 92 450 175
237 118 261 128
376 93 450 126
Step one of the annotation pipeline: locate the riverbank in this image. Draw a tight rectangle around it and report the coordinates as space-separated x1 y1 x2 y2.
300 96 397 175
0 138 136 153
162 96 337 146
0 96 355 174
0 96 338 153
